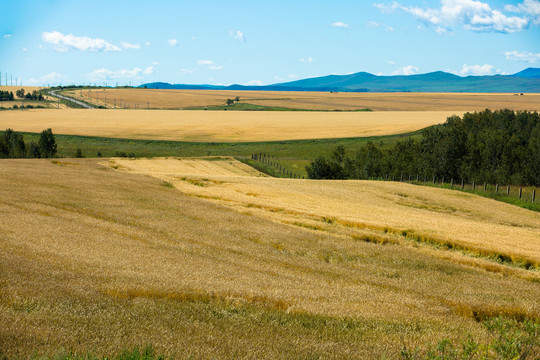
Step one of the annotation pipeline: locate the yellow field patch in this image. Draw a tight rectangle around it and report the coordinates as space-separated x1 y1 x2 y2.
2 158 540 358
112 157 540 270
65 88 540 111
0 109 454 142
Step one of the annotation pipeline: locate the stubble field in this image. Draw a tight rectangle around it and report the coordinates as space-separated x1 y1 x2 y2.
1 158 539 359
64 88 540 111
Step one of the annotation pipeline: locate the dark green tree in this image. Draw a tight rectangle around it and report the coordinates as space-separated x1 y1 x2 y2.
38 128 57 158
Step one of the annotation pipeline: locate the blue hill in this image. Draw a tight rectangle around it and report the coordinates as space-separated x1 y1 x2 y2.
141 68 540 93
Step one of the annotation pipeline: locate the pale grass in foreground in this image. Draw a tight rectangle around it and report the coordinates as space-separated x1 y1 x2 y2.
113 157 540 271
1 158 539 359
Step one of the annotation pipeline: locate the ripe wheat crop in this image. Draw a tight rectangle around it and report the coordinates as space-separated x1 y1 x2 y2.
0 109 453 142
2 158 539 359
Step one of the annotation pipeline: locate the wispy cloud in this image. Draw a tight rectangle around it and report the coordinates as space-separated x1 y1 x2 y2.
332 21 350 28
393 65 419 75
3 34 12 39
198 60 214 65
209 65 224 70
505 0 540 25
505 50 540 63
168 39 178 47
230 30 246 42
374 0 531 33
24 72 70 86
247 80 264 86
459 64 496 76
41 31 121 52
366 21 393 31
299 57 314 63
121 41 140 50
87 66 155 80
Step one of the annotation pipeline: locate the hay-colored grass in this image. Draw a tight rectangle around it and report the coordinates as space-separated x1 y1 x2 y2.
113 157 540 270
1 158 540 358
65 88 540 111
0 85 44 92
0 109 454 142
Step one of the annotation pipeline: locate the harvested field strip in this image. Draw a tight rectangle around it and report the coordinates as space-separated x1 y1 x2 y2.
65 88 540 111
0 109 452 142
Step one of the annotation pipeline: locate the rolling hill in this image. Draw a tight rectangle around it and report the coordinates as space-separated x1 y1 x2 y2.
142 68 540 93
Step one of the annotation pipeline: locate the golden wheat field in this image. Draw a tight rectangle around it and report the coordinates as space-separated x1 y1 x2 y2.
0 85 44 92
112 157 540 271
1 158 539 359
64 88 540 111
0 109 455 142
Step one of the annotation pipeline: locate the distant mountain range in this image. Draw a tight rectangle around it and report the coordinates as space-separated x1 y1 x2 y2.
141 67 540 93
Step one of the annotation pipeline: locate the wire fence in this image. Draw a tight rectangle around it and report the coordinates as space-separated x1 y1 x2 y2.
251 152 538 203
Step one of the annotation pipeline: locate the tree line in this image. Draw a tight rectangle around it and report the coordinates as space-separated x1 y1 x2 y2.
16 89 45 100
0 91 14 101
307 109 540 186
0 128 57 158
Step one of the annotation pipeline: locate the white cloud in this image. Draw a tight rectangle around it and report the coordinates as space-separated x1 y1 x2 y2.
179 68 195 74
87 66 155 81
506 0 540 25
198 60 214 65
374 0 530 33
505 50 540 63
288 74 299 79
393 65 419 75
24 72 70 86
3 34 12 39
209 65 224 70
41 31 121 52
332 21 350 28
121 41 140 50
230 30 246 42
152 61 159 65
168 39 178 46
145 41 151 46
21 47 27 52
367 21 393 31
460 64 496 76
299 57 314 63
247 80 264 86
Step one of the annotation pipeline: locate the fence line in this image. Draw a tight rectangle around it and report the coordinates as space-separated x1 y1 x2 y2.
250 153 537 203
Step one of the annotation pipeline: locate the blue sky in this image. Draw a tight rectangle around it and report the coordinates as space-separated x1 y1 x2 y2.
1 0 539 86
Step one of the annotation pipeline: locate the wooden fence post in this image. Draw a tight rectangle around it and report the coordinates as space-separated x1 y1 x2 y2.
473 181 475 190
532 190 536 202
461 179 464 189
519 188 522 199
496 184 499 193
433 176 435 184
507 185 510 195
451 178 454 187
484 183 487 192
